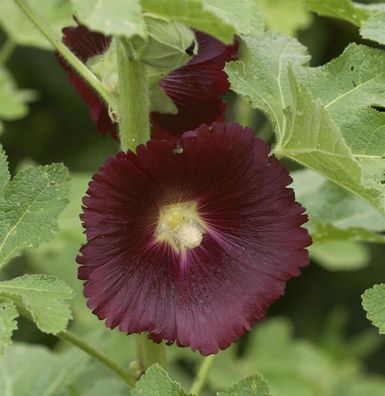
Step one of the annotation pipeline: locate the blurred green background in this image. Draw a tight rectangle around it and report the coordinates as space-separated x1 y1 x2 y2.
1 1 385 395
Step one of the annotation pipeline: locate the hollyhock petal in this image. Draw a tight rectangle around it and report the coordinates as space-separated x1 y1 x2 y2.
151 34 238 140
59 24 237 139
78 123 311 355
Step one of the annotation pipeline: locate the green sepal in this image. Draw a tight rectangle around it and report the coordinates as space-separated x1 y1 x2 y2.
132 16 196 70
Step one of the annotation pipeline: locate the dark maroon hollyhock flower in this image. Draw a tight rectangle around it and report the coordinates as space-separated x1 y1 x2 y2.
77 122 311 355
59 24 237 140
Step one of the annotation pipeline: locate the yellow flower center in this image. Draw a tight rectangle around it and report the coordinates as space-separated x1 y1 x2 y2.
156 202 206 252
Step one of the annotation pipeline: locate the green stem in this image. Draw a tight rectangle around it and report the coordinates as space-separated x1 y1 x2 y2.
58 331 136 388
116 38 150 152
136 334 166 371
12 0 114 108
0 38 16 65
190 355 216 395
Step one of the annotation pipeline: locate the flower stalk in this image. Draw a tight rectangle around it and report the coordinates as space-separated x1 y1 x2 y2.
58 331 136 387
136 335 166 372
190 355 216 395
116 38 150 152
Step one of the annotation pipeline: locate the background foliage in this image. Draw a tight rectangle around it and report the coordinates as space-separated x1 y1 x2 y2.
1 0 385 395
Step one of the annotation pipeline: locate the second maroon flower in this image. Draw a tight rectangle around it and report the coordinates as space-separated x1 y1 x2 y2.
59 23 237 140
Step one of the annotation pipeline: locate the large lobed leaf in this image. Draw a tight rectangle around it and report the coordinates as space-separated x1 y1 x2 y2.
226 33 385 214
0 153 71 269
0 274 74 335
362 284 385 335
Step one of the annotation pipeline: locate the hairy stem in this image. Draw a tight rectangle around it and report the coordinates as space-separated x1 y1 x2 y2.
190 355 216 395
116 38 150 152
12 0 114 108
58 331 136 387
136 334 166 372
0 38 16 65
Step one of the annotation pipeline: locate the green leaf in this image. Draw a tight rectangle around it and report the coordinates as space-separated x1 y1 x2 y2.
141 0 262 43
304 0 367 26
310 240 370 271
226 34 310 145
226 33 385 213
362 284 385 335
360 10 385 45
132 364 191 396
304 0 385 45
0 160 71 269
0 299 18 355
0 274 74 334
0 0 73 50
0 343 89 396
71 0 146 39
203 0 264 36
257 0 312 36
0 145 10 195
0 67 36 123
291 169 385 243
217 373 272 396
209 318 339 395
197 316 385 396
83 378 129 396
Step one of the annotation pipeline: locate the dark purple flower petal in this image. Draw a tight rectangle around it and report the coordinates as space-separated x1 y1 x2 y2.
78 122 311 355
59 24 237 139
150 32 238 141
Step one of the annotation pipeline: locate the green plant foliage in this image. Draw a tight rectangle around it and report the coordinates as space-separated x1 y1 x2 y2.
0 67 36 127
208 318 385 396
0 146 9 194
0 299 18 355
71 0 146 39
291 169 385 243
0 0 73 49
226 33 385 213
362 284 385 335
0 151 71 269
217 373 272 396
304 0 385 45
141 0 264 43
257 0 312 35
132 364 191 396
310 240 370 271
0 343 89 395
203 0 264 36
0 274 74 334
83 378 129 396
304 0 367 25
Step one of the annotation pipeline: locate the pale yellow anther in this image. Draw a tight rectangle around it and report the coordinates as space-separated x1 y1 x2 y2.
156 202 206 252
